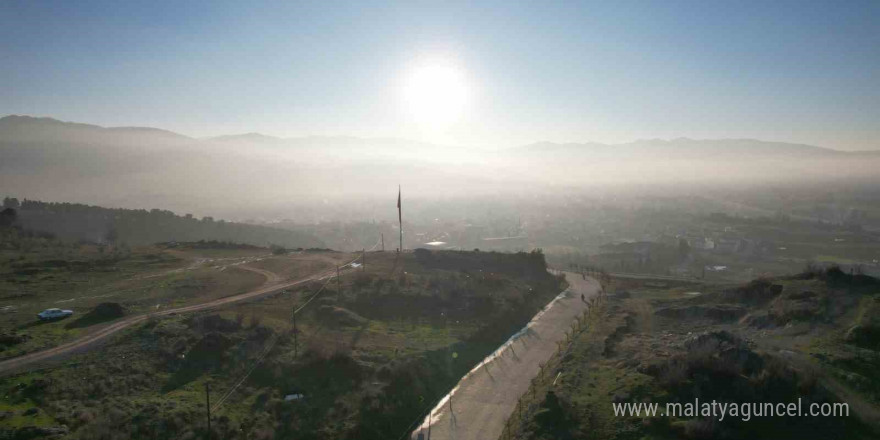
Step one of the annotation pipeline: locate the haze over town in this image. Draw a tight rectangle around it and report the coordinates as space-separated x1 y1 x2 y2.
2 1 880 440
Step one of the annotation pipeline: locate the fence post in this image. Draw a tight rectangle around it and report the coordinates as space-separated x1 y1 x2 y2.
205 383 212 440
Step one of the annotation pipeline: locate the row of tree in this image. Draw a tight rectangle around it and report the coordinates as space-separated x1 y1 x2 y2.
2 197 325 249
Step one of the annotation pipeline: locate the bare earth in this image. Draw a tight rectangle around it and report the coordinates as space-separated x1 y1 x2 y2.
0 255 358 375
412 271 599 440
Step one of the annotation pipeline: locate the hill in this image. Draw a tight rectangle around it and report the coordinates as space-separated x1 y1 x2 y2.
1 197 324 248
506 267 880 439
516 138 842 159
0 249 567 440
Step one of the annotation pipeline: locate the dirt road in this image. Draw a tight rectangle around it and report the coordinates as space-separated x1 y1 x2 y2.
411 271 599 440
0 259 348 375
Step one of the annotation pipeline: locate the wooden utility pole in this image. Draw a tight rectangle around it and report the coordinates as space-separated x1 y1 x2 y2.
292 310 298 358
337 265 341 297
381 233 385 252
362 248 366 272
205 383 212 439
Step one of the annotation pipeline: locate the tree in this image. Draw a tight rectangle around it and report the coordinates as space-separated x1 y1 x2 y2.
104 225 118 244
2 197 20 209
0 207 17 227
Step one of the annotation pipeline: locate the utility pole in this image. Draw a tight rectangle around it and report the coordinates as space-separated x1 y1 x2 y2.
292 310 298 358
205 383 212 439
362 248 366 272
397 185 403 252
381 233 385 252
337 265 341 298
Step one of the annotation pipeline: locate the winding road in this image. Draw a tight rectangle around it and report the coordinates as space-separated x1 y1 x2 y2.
0 259 345 375
411 271 599 440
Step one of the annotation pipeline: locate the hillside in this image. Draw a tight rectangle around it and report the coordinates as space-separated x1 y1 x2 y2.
506 267 880 439
1 197 324 249
0 249 567 439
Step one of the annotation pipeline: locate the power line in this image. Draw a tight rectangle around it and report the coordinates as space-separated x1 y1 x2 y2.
211 240 380 412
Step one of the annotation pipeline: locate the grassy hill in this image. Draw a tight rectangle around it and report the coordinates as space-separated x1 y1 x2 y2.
2 197 324 249
0 248 566 439
507 267 880 439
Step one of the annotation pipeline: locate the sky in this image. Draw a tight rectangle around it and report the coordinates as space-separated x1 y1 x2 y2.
1 0 879 150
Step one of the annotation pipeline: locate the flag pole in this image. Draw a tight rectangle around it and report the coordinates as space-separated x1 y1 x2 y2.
397 185 403 252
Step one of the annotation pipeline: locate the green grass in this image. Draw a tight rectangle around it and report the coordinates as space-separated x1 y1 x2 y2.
0 244 277 360
1 250 568 439
0 400 56 428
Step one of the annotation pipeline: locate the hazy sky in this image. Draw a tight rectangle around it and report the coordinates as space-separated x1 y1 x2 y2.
2 0 878 150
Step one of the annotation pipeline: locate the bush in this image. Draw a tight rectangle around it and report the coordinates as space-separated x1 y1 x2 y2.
66 302 126 329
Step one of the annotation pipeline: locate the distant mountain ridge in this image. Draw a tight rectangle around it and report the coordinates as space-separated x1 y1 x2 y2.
0 115 423 147
516 138 844 158
2 114 861 155
205 132 284 143
0 115 191 142
2 114 879 218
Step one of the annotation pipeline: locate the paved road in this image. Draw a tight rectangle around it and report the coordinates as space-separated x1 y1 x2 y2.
411 271 599 440
0 259 350 375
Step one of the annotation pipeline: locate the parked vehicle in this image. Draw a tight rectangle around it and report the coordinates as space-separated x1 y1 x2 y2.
37 308 74 321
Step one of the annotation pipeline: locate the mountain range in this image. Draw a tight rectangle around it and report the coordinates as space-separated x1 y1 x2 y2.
5 114 876 156
2 114 879 220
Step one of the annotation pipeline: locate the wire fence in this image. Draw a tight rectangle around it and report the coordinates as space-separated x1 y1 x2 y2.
497 275 608 440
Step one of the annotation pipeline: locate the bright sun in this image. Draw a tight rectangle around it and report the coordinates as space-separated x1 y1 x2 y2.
402 60 468 130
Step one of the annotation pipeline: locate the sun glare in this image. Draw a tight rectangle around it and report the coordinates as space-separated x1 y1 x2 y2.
402 60 468 130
